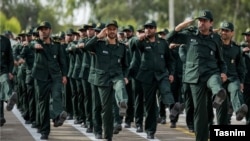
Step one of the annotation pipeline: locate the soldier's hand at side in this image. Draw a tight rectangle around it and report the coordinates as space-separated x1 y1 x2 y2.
175 19 195 32
240 83 244 93
14 60 19 66
62 76 67 85
18 58 25 64
221 73 227 82
169 75 174 83
8 73 14 80
34 44 43 49
124 78 129 85
97 28 107 39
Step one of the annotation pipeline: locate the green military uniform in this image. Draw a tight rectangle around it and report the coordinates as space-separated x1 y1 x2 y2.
216 22 246 125
87 23 105 139
32 21 68 139
241 28 250 125
13 33 27 113
19 29 37 125
135 20 175 138
129 27 144 132
0 35 14 126
84 21 129 140
60 39 73 120
167 10 227 141
65 29 81 123
121 25 134 128
78 23 97 131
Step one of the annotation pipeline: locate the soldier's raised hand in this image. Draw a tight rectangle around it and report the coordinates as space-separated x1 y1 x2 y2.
97 28 107 39
175 19 195 32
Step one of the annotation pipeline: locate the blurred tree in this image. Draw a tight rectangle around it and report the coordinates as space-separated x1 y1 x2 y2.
0 0 249 42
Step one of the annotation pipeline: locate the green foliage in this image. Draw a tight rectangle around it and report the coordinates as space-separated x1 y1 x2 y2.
0 11 21 35
0 11 7 33
0 0 249 42
6 17 22 34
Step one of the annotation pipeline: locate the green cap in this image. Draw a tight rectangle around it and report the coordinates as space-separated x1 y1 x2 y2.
37 21 51 30
84 23 96 29
65 28 75 35
144 20 157 27
78 25 87 31
220 21 234 31
18 30 27 36
242 28 250 35
157 28 169 34
58 31 65 39
106 20 118 28
94 22 105 32
196 10 213 21
122 25 134 32
136 25 144 32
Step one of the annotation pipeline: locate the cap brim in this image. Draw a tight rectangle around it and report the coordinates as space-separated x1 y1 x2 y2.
220 27 232 31
144 24 156 27
196 17 210 20
37 26 50 30
106 24 118 28
242 33 250 35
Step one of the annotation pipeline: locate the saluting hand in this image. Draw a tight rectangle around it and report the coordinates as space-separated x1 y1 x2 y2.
97 28 107 39
175 19 195 32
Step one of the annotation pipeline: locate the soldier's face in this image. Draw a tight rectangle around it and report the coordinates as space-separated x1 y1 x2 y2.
87 28 95 38
106 25 117 39
144 26 156 38
197 19 213 33
38 27 51 40
220 29 233 40
245 35 250 43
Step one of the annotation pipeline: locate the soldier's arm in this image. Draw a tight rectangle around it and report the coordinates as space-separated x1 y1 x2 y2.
236 46 246 84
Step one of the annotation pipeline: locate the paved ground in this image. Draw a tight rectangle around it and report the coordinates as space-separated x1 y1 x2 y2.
0 104 246 141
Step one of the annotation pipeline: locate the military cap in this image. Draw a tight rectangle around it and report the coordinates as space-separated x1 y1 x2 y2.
94 22 105 32
196 10 213 21
220 21 234 31
157 28 169 34
84 23 97 29
144 20 157 27
37 21 51 30
105 20 118 28
58 31 65 39
18 30 27 36
78 25 87 31
242 28 250 35
65 28 75 35
123 25 134 32
136 25 145 32
26 28 34 36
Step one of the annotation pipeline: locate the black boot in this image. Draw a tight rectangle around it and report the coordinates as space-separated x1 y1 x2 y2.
0 100 6 126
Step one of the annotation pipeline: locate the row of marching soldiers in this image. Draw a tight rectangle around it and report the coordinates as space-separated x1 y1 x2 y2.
1 10 250 141
1 20 184 141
